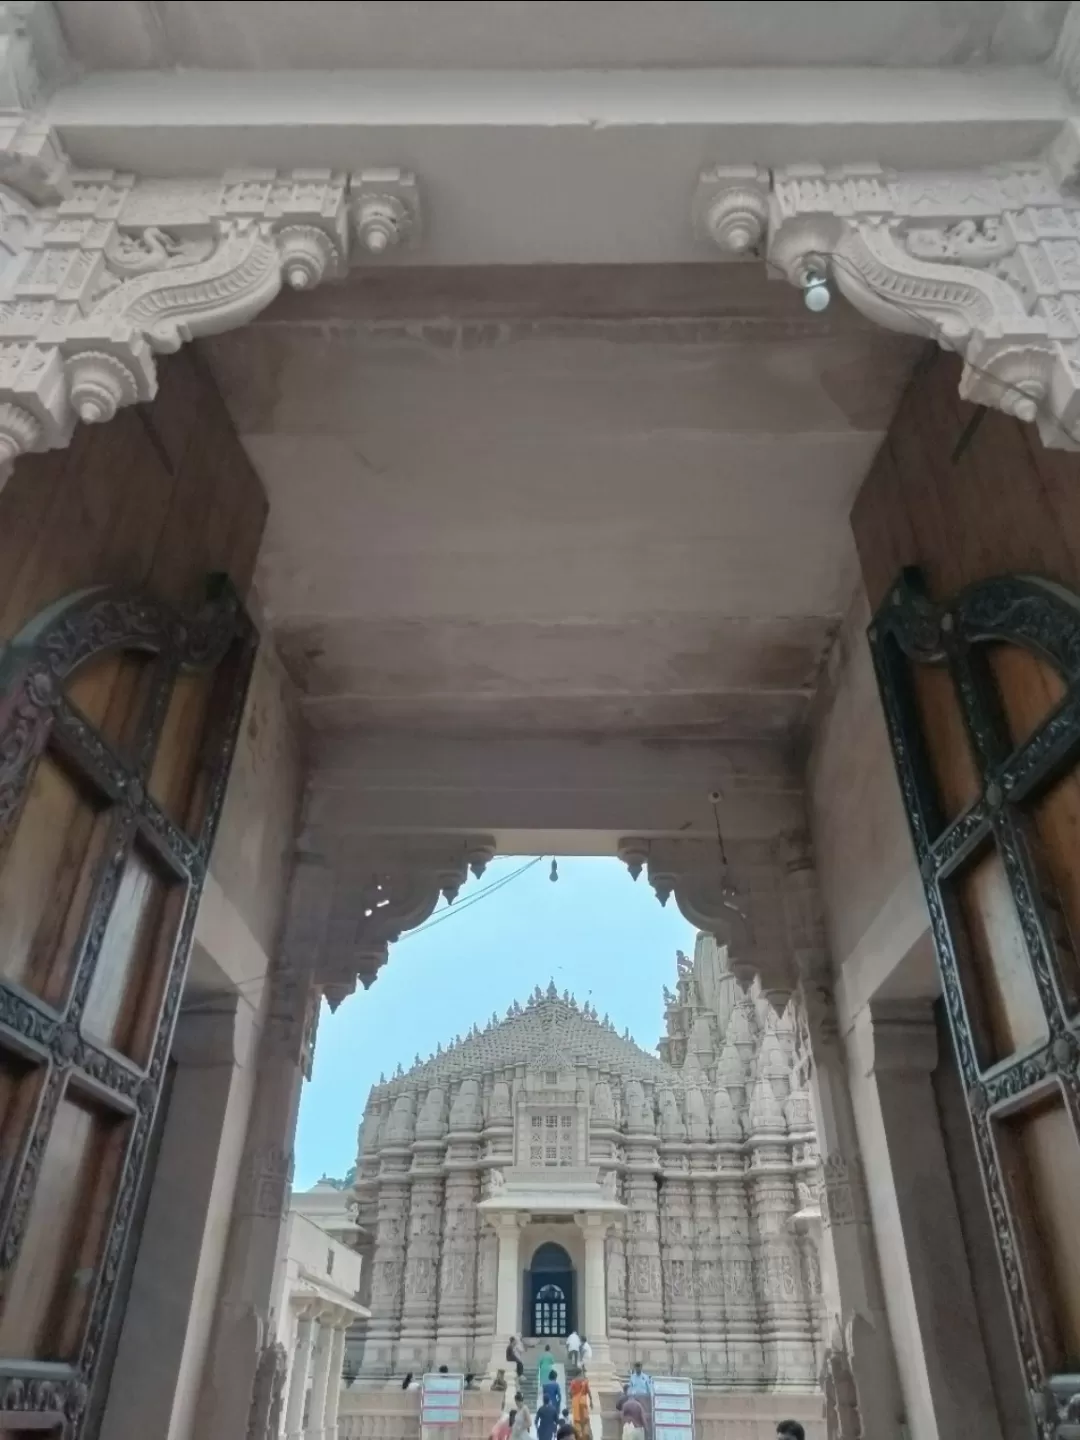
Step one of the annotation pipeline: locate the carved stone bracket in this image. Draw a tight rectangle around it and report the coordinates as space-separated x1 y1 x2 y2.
616 836 794 1000
0 119 428 481
695 139 1080 450
316 837 496 1010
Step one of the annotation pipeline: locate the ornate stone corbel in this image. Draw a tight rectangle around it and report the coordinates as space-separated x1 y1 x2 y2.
316 837 496 1010
0 159 351 479
617 836 794 1000
697 145 1080 449
350 168 422 256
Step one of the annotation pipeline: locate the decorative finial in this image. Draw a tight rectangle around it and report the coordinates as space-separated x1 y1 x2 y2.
547 979 558 1000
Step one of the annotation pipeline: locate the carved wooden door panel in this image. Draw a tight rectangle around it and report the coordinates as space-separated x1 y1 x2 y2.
870 569 1080 1439
0 579 255 1438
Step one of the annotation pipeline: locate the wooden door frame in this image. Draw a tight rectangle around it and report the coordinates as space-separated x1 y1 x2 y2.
0 577 256 1437
869 567 1080 1437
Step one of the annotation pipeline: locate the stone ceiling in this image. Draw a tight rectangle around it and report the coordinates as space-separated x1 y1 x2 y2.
56 1 1068 72
203 261 922 743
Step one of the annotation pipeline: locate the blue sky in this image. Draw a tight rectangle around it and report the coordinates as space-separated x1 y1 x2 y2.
294 856 696 1188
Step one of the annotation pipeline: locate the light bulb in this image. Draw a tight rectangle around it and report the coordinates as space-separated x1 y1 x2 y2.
803 274 831 313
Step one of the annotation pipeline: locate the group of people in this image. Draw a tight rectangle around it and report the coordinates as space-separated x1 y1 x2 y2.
485 1347 808 1440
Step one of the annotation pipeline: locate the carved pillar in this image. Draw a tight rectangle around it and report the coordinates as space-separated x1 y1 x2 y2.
436 1080 483 1372
577 1212 616 1382
657 1096 699 1380
360 1094 414 1379
689 1143 725 1384
487 1212 525 1378
851 1002 1003 1440
474 1215 499 1364
285 1308 317 1440
622 1081 666 1371
779 833 904 1436
746 1073 816 1390
399 1084 446 1372
324 1321 348 1440
605 1181 630 1370
306 1315 333 1440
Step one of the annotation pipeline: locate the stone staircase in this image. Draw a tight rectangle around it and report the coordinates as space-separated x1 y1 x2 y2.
519 1339 567 1412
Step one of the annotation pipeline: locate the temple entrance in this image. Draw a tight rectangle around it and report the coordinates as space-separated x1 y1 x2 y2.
526 1242 575 1339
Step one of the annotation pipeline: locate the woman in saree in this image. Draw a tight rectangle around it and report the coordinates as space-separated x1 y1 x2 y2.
569 1373 594 1440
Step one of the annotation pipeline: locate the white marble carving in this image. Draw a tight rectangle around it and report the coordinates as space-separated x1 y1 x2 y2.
350 939 823 1388
695 146 1080 449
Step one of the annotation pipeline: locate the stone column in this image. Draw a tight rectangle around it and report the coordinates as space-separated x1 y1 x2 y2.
399 1172 445 1371
716 1146 758 1385
780 832 905 1436
324 1321 348 1440
605 1212 629 1370
195 865 325 1440
657 1150 700 1379
306 1315 333 1440
437 1080 483 1372
689 1148 724 1383
360 1095 414 1380
474 1220 499 1364
487 1213 524 1377
285 1308 317 1440
577 1212 616 1382
622 1081 667 1371
745 1076 816 1390
851 1002 1003 1440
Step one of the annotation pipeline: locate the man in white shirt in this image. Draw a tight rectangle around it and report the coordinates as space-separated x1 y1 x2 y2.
565 1330 582 1368
579 1337 593 1367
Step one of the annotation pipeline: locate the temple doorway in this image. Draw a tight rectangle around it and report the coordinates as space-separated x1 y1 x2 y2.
526 1242 576 1339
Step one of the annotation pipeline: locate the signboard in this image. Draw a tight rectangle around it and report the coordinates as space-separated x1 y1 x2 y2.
421 1372 465 1428
651 1377 693 1440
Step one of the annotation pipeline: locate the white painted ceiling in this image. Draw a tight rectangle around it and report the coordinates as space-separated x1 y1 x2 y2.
57 1 1068 72
203 263 921 742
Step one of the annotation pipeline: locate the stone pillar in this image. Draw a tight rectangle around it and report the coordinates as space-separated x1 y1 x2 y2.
437 1080 483 1372
622 1081 667 1371
194 878 324 1440
474 1220 499 1364
360 1094 414 1379
324 1322 348 1440
656 1133 700 1379
487 1213 524 1377
716 1146 759 1385
688 1151 724 1383
399 1172 444 1371
577 1212 616 1382
605 1206 630 1373
285 1309 317 1440
306 1316 333 1440
851 1002 1003 1440
746 1073 816 1389
780 833 905 1436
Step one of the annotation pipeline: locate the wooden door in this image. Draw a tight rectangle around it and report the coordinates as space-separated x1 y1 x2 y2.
870 568 1080 1438
0 578 255 1438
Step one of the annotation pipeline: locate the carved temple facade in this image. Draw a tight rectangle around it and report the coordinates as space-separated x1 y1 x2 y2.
350 938 825 1390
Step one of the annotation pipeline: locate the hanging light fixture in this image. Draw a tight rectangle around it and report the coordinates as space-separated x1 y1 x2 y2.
549 858 559 883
